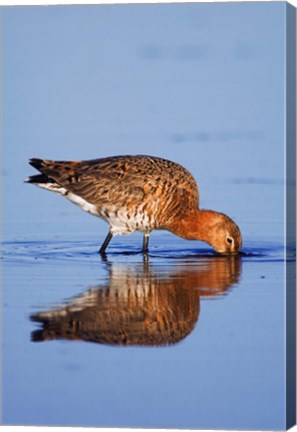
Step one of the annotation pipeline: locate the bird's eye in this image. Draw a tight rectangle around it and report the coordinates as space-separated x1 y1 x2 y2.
226 237 233 244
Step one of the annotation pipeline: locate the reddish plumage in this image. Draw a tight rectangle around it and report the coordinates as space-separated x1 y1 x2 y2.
26 155 242 254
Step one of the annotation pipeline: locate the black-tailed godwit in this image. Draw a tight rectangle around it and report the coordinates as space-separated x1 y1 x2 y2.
26 155 242 254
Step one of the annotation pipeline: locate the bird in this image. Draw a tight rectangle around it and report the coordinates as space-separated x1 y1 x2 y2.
26 154 242 254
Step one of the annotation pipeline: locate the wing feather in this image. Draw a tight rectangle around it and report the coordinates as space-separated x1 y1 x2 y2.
30 155 199 211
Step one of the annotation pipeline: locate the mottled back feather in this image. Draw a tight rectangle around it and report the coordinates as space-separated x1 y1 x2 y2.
29 155 200 229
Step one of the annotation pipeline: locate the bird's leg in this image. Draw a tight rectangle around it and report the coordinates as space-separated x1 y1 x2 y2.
142 233 150 253
99 231 113 254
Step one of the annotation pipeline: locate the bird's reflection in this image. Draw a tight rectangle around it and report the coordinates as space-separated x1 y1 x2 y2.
31 255 242 347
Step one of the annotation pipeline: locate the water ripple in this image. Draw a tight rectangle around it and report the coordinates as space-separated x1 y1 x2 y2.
1 238 288 265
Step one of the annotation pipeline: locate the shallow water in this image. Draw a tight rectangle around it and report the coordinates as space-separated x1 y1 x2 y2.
2 2 293 430
2 225 290 429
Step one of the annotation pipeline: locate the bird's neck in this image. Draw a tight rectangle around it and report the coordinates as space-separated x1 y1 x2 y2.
166 209 221 243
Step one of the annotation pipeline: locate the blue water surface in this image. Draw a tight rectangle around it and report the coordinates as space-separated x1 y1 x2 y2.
2 2 291 430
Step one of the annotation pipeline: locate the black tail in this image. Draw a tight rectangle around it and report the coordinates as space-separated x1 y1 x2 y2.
26 158 53 184
25 173 50 184
29 158 45 171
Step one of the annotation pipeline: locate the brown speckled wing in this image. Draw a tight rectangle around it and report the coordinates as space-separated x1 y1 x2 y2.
31 155 199 215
